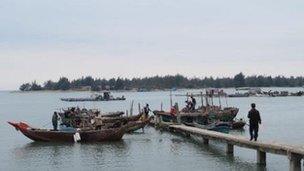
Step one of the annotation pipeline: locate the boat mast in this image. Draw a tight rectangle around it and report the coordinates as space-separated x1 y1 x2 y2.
170 90 173 108
200 91 204 107
205 89 209 106
130 100 134 115
218 89 222 108
211 89 214 106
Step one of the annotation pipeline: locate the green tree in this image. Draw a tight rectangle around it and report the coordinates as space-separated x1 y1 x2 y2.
30 81 42 90
234 72 246 87
19 83 31 91
55 77 71 90
44 80 56 90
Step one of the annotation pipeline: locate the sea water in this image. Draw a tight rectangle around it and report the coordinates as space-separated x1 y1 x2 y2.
0 88 303 171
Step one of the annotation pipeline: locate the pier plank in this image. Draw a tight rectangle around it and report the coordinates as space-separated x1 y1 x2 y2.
169 125 304 157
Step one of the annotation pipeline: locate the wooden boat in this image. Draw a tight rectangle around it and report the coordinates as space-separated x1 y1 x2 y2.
231 120 246 129
8 122 125 142
61 97 126 102
126 117 152 133
61 92 126 102
98 113 143 124
101 112 124 118
153 107 239 123
183 121 230 133
206 107 239 122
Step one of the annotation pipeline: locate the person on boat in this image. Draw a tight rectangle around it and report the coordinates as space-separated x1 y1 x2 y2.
52 112 59 131
247 103 261 141
170 103 179 116
143 104 151 119
190 96 196 111
185 100 192 112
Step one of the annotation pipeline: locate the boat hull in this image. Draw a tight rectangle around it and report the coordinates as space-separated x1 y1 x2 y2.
99 113 143 124
183 121 230 133
231 121 246 129
153 107 239 123
126 118 151 133
8 122 125 142
61 97 126 102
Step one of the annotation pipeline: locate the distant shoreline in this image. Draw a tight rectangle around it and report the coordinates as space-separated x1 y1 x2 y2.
10 86 304 93
17 73 304 92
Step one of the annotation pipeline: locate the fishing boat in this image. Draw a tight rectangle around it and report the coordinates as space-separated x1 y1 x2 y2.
57 107 136 127
57 107 145 131
8 122 125 142
153 89 242 132
125 117 152 133
153 106 239 124
101 111 124 118
61 92 126 102
228 93 250 98
183 121 230 133
231 119 246 129
96 113 143 124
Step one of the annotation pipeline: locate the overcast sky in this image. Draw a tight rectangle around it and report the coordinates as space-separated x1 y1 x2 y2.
0 0 303 90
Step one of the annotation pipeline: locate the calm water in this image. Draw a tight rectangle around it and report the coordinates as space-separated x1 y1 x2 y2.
0 88 304 171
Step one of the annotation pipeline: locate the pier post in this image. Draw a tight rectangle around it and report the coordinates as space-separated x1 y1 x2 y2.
257 150 266 165
203 138 209 145
226 143 234 155
288 153 302 171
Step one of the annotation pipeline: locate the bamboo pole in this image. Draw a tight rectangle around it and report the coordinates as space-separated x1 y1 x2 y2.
161 102 163 111
218 94 222 108
170 90 173 108
130 100 134 116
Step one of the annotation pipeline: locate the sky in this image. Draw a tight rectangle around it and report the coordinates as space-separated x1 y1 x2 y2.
0 0 303 90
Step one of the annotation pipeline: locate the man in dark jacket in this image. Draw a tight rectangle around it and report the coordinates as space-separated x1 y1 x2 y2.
247 103 261 141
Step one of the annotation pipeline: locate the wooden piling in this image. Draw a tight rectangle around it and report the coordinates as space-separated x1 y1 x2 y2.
203 138 209 145
168 124 304 171
289 153 302 171
257 150 266 165
226 143 234 155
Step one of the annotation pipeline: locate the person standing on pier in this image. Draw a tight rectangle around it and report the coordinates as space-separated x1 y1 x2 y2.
247 103 261 141
52 112 59 131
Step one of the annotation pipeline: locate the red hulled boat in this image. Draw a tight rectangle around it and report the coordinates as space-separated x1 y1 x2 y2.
8 121 125 142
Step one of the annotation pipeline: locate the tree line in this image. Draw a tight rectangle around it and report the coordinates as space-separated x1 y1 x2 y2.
19 73 304 91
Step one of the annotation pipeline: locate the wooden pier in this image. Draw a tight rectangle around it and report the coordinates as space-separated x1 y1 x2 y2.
165 124 304 171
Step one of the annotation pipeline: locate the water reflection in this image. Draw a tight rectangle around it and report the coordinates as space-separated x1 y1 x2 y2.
12 140 129 169
168 132 268 171
170 138 184 155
